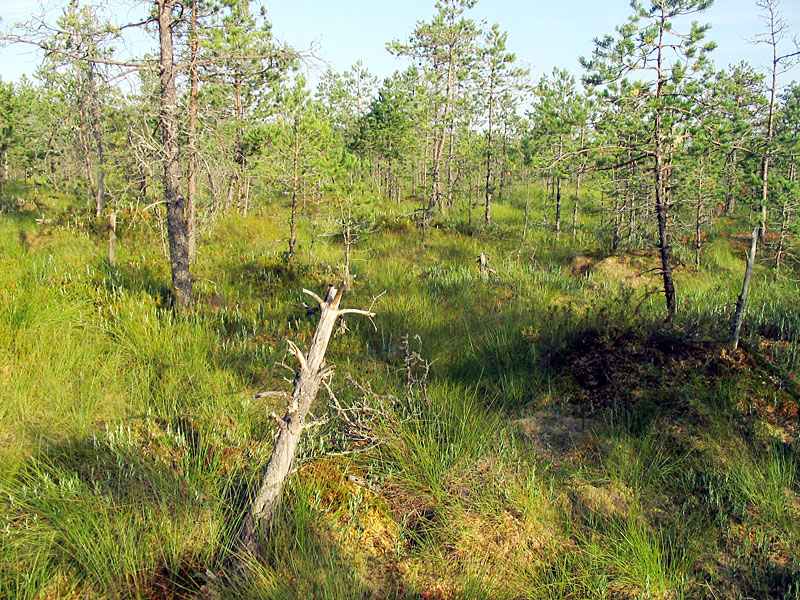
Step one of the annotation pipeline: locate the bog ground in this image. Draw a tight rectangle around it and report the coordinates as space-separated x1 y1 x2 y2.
1 187 799 599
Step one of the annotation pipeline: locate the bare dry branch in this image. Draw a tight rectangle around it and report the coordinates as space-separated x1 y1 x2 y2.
254 391 289 400
286 340 308 372
302 288 325 309
269 411 287 429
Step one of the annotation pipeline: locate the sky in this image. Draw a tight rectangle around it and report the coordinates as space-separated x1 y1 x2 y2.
1 0 799 88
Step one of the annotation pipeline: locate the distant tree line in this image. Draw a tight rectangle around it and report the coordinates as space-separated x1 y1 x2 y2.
0 0 798 317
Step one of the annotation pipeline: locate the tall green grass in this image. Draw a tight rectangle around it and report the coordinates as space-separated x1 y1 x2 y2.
1 184 799 598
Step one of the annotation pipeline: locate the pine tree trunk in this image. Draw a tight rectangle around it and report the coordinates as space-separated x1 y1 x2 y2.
760 33 779 241
555 178 562 238
775 202 788 272
517 179 530 263
158 0 193 309
498 124 508 202
445 116 455 213
571 171 581 240
654 17 676 319
234 79 246 212
612 169 621 251
79 121 96 211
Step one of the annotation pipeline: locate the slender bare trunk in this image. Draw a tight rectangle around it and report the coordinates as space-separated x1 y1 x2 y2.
225 173 236 211
445 115 455 213
234 78 246 211
759 9 780 240
612 169 621 251
695 182 703 270
731 227 760 350
428 46 456 222
243 174 250 217
79 121 95 211
498 123 509 202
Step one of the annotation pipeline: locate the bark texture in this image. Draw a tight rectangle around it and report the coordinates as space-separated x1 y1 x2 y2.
158 0 194 308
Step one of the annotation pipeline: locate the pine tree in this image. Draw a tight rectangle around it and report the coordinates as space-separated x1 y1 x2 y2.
582 0 716 320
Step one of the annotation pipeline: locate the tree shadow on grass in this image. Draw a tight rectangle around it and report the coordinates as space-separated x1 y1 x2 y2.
2 424 224 599
95 259 175 307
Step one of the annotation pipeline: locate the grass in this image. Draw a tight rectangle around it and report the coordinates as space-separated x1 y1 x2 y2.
1 184 799 599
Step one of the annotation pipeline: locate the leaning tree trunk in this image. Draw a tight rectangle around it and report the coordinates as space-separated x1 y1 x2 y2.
731 227 760 351
232 285 374 575
158 0 194 308
653 19 677 320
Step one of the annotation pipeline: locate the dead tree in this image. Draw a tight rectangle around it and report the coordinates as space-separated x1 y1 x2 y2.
731 227 760 350
232 285 375 575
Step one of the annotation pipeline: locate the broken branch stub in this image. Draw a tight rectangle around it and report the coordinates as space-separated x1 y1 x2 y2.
232 284 375 576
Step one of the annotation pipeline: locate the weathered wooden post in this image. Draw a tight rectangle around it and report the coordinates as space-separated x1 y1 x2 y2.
731 227 760 351
231 285 375 575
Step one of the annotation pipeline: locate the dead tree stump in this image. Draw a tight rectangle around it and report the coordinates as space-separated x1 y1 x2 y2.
477 252 489 280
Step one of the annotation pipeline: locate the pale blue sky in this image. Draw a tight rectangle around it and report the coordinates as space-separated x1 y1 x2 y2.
1 0 798 86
